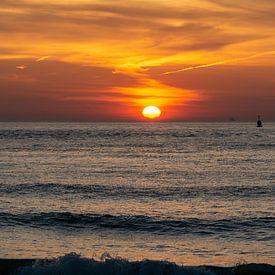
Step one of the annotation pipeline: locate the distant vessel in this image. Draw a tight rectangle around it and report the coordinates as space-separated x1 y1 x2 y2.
257 115 263 127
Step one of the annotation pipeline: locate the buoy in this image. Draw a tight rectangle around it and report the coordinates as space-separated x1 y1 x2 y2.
257 115 262 127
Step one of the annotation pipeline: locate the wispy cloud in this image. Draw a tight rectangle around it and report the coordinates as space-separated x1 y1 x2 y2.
163 51 275 75
36 56 50 62
16 64 27 69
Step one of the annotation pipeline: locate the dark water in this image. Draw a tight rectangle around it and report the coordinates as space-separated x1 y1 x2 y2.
0 122 274 265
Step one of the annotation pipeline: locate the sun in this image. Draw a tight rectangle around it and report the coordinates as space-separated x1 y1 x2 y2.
142 106 161 119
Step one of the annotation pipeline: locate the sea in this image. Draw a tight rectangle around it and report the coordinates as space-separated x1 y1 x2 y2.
0 122 274 273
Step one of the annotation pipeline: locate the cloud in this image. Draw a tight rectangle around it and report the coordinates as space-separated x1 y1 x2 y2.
0 0 271 50
16 65 27 69
163 51 275 74
0 58 141 120
36 56 50 62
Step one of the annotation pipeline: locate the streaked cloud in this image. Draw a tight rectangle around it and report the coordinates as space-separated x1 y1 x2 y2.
16 65 27 70
36 56 50 62
163 51 275 75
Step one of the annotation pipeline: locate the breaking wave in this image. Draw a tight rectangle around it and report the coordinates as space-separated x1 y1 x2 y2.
2 253 273 275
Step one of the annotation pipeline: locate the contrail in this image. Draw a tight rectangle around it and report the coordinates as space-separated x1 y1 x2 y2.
36 56 50 62
163 51 275 75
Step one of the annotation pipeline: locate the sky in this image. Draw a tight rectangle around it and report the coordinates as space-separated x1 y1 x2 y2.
0 0 275 121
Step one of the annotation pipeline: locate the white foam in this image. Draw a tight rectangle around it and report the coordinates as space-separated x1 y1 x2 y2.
16 253 215 275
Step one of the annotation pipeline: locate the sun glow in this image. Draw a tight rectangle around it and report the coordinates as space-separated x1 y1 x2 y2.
142 106 161 119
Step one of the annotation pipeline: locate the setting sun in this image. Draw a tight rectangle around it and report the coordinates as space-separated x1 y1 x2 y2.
142 106 161 119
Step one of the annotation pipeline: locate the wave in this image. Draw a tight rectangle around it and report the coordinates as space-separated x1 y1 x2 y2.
0 128 198 140
1 182 272 200
1 127 274 154
1 212 274 239
1 253 274 275
1 127 272 141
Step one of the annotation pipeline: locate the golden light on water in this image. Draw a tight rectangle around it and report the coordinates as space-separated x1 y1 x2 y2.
142 106 161 119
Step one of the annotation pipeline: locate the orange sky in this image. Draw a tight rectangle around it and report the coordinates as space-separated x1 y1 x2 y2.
0 0 275 121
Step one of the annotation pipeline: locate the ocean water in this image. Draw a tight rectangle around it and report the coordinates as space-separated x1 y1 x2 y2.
0 122 274 266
